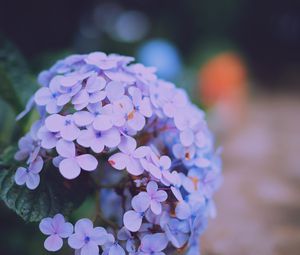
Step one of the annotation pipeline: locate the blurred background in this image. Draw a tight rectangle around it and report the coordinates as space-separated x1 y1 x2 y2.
0 0 300 254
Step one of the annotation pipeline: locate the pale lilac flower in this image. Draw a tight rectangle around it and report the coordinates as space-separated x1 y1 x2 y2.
102 233 126 255
117 227 135 253
56 139 98 179
77 126 120 153
85 52 120 70
59 71 93 88
127 63 157 83
34 76 63 113
171 187 191 220
141 153 175 184
164 219 190 248
57 83 82 106
37 126 60 149
68 219 108 255
45 114 80 141
14 133 36 161
127 86 152 131
123 192 151 232
72 75 106 110
145 181 167 215
39 214 73 252
14 156 43 190
109 136 149 175
139 233 168 255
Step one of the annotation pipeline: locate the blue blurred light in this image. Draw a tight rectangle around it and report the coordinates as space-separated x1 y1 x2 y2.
137 39 182 80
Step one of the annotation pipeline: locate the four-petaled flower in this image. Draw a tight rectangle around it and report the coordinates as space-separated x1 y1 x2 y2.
68 218 108 255
39 214 73 251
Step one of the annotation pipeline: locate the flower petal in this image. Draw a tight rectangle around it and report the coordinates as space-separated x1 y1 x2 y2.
44 235 63 252
123 210 142 232
59 158 81 179
76 154 98 171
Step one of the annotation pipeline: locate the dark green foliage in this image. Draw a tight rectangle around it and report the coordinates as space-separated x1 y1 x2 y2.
0 146 94 222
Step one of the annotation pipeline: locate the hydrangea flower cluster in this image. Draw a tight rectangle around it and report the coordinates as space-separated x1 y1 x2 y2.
14 52 222 255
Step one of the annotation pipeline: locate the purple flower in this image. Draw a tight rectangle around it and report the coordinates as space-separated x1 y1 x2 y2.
141 153 175 185
123 192 151 232
102 233 126 255
34 76 63 113
56 139 98 179
109 136 149 175
117 227 135 253
85 52 119 70
45 114 80 141
37 126 60 149
77 126 120 153
68 219 108 255
164 218 190 248
171 187 191 220
39 214 73 252
139 233 168 255
126 86 152 131
145 181 167 215
14 133 36 161
14 156 43 190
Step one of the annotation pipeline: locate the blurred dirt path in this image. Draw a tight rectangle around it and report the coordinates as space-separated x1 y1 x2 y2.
201 95 300 255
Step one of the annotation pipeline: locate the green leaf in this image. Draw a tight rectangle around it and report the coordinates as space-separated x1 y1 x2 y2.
0 147 94 222
0 36 37 113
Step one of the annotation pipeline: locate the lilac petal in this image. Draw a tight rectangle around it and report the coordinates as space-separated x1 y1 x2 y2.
81 241 99 255
59 158 81 179
93 115 112 131
60 75 79 87
126 158 144 176
72 89 89 105
146 163 161 179
102 128 121 148
150 200 162 215
105 70 135 84
90 138 105 153
118 135 136 154
153 190 168 202
53 156 63 167
56 139 76 158
180 130 194 147
74 102 88 111
75 218 93 235
52 214 65 230
38 127 58 149
68 233 85 249
26 173 40 190
146 181 158 194
29 156 43 173
77 129 94 148
58 222 73 238
123 210 142 232
159 156 171 169
86 76 106 92
132 192 150 212
117 227 131 241
61 124 80 141
149 233 168 251
175 202 191 220
76 154 98 171
127 111 145 131
109 244 125 255
195 157 210 168
73 111 94 127
34 87 51 105
90 227 108 245
16 96 35 121
46 100 62 114
89 91 106 103
139 97 153 117
56 93 71 106
133 146 150 158
45 114 65 132
39 217 54 235
44 234 63 252
14 167 27 185
106 81 124 102
108 153 128 170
